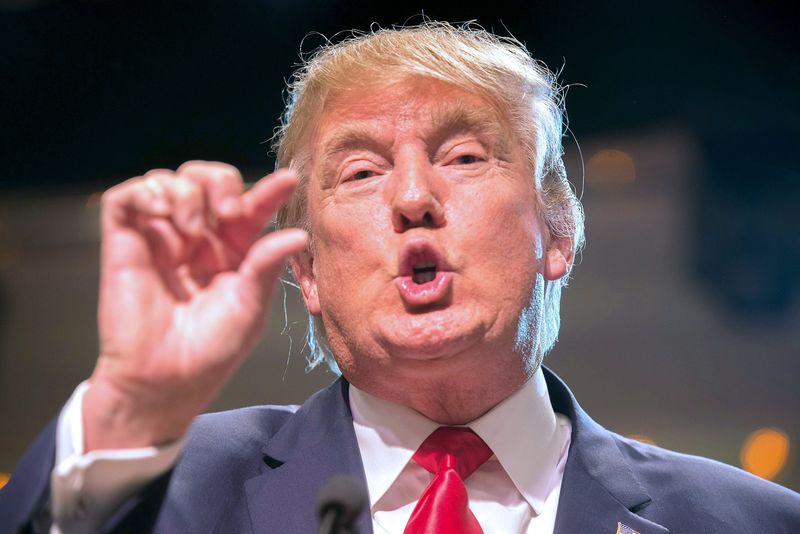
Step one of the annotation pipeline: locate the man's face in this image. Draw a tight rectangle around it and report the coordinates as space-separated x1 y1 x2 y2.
293 77 566 388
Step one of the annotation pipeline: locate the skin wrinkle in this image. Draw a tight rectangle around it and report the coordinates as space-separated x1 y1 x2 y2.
318 99 511 191
274 26 583 377
291 78 569 424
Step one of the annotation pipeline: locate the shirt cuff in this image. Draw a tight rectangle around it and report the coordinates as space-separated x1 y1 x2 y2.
50 381 185 534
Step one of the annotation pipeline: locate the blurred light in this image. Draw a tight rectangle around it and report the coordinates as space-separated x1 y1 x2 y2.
740 427 790 480
0 472 8 490
628 434 657 446
587 149 636 185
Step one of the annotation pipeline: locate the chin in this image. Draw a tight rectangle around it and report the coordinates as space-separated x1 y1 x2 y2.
376 306 488 360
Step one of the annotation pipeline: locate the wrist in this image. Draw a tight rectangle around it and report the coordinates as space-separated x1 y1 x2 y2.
82 376 190 452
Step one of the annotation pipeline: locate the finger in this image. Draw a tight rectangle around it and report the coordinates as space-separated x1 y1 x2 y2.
217 169 300 260
101 173 183 274
241 168 300 227
168 176 207 237
100 170 209 274
237 228 309 303
102 172 175 229
139 216 189 269
177 160 245 220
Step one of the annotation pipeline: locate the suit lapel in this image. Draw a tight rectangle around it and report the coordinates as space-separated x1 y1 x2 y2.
244 378 373 534
544 368 670 534
553 458 669 534
244 368 670 534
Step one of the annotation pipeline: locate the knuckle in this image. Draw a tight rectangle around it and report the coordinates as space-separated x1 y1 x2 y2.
206 161 241 178
101 176 142 206
143 168 174 179
140 170 174 196
175 160 209 174
101 187 121 207
173 177 202 200
179 161 242 189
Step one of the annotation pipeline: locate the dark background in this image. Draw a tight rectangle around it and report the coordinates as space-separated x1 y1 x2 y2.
1 0 798 491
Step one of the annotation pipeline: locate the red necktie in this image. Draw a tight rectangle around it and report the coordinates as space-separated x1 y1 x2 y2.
404 427 493 534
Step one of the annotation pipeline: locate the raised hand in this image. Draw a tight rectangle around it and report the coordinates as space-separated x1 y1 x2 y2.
82 161 308 451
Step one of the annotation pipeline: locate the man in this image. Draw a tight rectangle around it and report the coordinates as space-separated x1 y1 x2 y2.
1 22 798 534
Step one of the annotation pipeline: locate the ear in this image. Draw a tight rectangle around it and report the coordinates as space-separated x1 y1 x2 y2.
289 249 321 316
543 236 574 281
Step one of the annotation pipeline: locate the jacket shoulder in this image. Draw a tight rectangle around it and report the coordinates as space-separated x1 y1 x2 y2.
613 434 800 531
126 403 301 533
188 404 299 447
178 403 299 470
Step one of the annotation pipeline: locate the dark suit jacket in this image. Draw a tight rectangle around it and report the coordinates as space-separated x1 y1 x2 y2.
2 368 799 533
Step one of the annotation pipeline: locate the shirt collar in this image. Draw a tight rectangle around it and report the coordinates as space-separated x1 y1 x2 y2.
350 381 440 508
469 367 568 515
349 367 568 515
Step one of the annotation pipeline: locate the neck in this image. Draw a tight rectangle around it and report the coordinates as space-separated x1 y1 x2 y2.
344 352 533 425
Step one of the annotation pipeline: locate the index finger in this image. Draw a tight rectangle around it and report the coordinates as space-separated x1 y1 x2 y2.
241 168 300 227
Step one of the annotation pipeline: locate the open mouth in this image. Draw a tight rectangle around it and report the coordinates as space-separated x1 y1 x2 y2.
412 263 437 284
395 239 453 306
399 241 447 284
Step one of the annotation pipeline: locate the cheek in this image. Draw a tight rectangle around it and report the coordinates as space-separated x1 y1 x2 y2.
310 204 392 302
457 192 543 279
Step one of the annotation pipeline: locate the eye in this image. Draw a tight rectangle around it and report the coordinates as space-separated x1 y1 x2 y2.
350 169 377 181
340 160 383 183
442 141 487 167
453 154 479 165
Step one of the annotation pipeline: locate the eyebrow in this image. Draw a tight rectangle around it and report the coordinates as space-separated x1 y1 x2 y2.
425 103 509 154
318 100 511 160
319 123 389 159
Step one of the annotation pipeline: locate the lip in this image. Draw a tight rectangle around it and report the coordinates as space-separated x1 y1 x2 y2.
394 239 453 307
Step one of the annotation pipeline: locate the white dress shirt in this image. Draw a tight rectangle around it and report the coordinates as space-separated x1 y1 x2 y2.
350 368 572 533
50 368 570 533
50 382 184 534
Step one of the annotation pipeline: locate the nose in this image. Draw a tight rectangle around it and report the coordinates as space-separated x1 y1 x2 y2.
388 150 446 232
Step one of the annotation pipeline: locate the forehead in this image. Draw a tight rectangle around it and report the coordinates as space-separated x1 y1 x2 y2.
312 77 510 150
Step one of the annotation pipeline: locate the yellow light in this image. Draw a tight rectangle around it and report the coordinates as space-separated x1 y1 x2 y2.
740 427 790 480
0 472 9 490
586 149 636 185
628 434 657 446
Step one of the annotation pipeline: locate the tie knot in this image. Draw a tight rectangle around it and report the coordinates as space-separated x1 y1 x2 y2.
413 427 492 480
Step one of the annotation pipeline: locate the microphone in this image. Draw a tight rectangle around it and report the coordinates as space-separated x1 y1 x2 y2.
317 474 368 534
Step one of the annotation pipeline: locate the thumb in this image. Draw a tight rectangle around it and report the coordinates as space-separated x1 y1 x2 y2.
237 228 309 304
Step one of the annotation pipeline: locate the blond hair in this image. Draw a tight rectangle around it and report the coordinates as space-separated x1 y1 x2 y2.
274 21 584 371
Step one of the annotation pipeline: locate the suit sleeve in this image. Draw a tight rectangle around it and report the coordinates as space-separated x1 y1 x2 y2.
0 384 184 534
0 417 58 533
